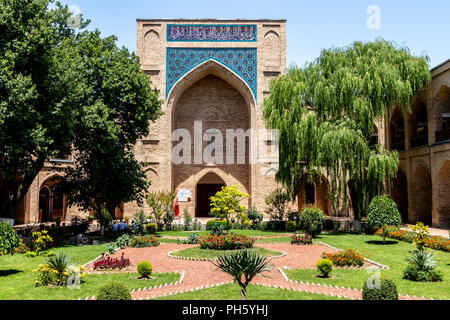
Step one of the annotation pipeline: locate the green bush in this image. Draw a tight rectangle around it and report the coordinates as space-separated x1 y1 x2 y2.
316 259 333 277
298 206 326 237
0 222 21 255
285 221 297 232
137 261 153 278
246 207 263 229
146 223 158 234
97 282 132 300
403 265 443 282
206 220 228 231
366 195 401 242
362 277 398 300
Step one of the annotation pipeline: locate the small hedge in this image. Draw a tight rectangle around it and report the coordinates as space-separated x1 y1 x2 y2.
198 233 255 250
316 259 333 277
97 282 132 300
362 277 398 300
376 226 450 252
285 221 297 232
145 223 158 234
137 261 153 278
206 220 228 231
129 235 160 248
322 249 364 267
298 206 326 237
402 265 443 282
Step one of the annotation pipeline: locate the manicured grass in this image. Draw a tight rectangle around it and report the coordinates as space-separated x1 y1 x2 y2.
0 244 179 300
170 246 283 260
286 232 450 300
157 229 288 238
154 283 347 300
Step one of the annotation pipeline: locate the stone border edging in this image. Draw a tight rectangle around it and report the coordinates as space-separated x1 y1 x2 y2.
168 248 286 262
277 267 435 301
135 281 235 300
76 270 185 300
318 241 390 270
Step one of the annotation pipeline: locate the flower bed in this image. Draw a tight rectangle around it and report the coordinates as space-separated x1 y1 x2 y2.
93 252 130 270
129 235 160 248
198 233 255 250
376 226 450 252
291 233 313 245
322 249 364 267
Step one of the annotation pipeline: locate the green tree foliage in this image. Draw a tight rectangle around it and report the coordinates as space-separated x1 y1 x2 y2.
366 195 402 243
0 0 162 221
209 186 249 232
263 40 430 217
0 0 89 217
58 30 162 229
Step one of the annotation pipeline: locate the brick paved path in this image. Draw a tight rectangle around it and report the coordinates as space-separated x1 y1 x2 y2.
85 243 430 300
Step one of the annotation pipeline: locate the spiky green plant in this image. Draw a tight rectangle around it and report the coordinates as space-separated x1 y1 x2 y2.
46 253 73 286
213 249 272 300
406 250 437 272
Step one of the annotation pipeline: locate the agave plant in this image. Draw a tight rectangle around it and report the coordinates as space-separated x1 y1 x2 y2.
406 250 437 271
213 249 272 300
46 253 73 286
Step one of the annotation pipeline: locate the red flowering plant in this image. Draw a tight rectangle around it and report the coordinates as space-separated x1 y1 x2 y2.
291 233 313 245
129 235 160 248
322 249 364 267
198 233 255 250
93 252 130 270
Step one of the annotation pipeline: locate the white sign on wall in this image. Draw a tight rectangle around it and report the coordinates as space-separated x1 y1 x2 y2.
177 189 192 202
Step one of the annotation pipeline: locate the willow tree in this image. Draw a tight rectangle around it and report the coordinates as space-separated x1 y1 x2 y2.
264 40 430 218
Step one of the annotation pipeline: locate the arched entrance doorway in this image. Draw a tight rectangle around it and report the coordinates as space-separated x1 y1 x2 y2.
390 108 405 151
410 99 429 148
196 172 226 218
298 174 332 216
437 160 450 228
391 167 409 223
411 164 432 225
38 175 66 223
39 187 51 222
169 60 253 216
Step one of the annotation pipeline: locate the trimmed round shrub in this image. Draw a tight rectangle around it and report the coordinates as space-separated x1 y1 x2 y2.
146 223 158 234
362 277 398 300
285 221 297 232
298 206 326 237
316 259 333 277
366 196 402 239
137 261 153 278
97 282 132 300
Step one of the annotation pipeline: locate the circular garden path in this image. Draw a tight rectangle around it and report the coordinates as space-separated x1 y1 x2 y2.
85 242 429 300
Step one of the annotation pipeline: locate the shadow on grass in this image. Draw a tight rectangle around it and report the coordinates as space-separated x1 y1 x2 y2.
365 240 399 245
0 269 22 277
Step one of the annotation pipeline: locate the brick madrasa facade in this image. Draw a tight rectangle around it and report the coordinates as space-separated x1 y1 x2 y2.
11 19 450 229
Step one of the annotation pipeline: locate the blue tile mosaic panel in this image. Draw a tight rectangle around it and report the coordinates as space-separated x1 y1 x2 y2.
167 25 257 42
166 48 257 100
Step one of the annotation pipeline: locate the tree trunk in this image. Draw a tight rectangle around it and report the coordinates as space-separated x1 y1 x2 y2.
241 285 247 300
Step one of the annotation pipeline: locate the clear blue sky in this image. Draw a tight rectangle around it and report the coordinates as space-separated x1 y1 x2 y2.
58 0 449 68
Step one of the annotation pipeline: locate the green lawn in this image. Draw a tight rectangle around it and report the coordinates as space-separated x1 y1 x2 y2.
285 232 450 300
157 229 288 238
170 246 283 260
0 244 179 300
154 283 347 300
